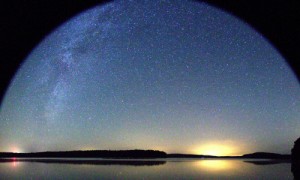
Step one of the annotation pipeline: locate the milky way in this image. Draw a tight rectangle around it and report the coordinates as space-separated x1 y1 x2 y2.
0 0 299 154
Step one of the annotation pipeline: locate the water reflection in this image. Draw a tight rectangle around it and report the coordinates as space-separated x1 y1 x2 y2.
0 158 166 166
12 160 19 168
0 158 293 179
244 160 291 165
243 160 295 180
195 159 236 171
8 158 21 168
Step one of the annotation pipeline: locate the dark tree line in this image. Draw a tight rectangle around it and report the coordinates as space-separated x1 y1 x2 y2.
0 150 167 159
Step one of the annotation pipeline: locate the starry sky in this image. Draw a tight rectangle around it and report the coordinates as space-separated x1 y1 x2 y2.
0 0 299 155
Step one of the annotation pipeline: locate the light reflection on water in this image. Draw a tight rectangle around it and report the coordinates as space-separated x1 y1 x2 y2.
195 159 236 171
0 158 293 179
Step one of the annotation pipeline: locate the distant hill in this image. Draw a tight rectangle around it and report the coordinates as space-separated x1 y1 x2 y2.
242 152 291 159
0 150 167 159
167 152 290 159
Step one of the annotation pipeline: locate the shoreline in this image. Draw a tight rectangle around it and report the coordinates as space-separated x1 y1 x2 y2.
0 150 291 160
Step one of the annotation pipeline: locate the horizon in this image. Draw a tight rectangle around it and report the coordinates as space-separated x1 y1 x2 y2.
0 0 299 156
0 148 293 156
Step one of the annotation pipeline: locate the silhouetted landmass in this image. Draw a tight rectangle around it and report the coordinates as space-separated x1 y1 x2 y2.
0 150 292 160
0 150 167 159
292 137 300 179
167 153 290 159
0 158 166 166
242 152 291 159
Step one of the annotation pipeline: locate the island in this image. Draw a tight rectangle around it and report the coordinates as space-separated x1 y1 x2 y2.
0 150 167 159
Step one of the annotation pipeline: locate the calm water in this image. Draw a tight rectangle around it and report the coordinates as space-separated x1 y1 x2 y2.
0 158 293 179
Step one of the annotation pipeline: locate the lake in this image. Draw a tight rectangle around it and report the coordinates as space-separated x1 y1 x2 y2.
0 158 293 179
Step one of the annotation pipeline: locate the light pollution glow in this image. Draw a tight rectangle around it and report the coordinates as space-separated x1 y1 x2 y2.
10 147 23 153
192 141 246 156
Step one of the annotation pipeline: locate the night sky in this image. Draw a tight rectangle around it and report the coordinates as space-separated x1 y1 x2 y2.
0 0 299 155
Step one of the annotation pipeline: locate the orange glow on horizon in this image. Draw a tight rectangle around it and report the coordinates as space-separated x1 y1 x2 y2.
10 146 22 153
80 147 96 151
193 142 243 156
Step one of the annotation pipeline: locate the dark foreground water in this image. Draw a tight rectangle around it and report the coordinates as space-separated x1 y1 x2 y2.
0 158 293 179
